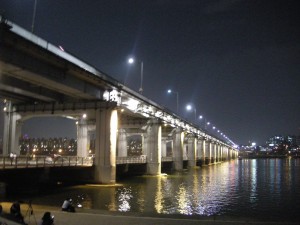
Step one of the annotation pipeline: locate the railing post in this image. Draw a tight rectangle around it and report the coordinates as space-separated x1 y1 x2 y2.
26 156 29 168
15 157 18 168
69 157 71 166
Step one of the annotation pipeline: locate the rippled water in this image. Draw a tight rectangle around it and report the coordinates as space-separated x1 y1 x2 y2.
6 158 300 221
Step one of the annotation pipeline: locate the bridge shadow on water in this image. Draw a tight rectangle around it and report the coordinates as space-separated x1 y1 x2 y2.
0 166 94 196
1 161 192 197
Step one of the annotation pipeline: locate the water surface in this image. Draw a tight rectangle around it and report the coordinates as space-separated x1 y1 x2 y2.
4 158 300 222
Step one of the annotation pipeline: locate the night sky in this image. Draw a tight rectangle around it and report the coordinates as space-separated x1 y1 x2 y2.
0 0 299 145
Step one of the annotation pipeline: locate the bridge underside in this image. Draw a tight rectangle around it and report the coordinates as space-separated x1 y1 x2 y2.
0 20 119 106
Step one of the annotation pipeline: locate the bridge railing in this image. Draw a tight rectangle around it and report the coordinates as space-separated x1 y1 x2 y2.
0 156 93 169
116 156 147 164
161 157 173 162
0 155 196 168
116 156 177 164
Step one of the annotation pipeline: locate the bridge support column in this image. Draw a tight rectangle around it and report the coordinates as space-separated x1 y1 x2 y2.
216 144 220 162
14 119 22 155
161 137 167 157
199 138 206 165
205 141 211 164
197 138 203 166
144 119 161 175
212 142 216 163
228 148 232 160
225 147 229 160
117 129 127 157
2 104 22 156
187 136 197 167
220 145 223 161
230 148 236 159
94 108 117 184
223 146 227 160
173 128 184 171
77 120 88 157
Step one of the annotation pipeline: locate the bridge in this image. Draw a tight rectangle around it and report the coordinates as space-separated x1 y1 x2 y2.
0 16 238 184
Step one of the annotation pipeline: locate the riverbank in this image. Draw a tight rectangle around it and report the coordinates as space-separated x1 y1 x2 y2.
0 202 298 225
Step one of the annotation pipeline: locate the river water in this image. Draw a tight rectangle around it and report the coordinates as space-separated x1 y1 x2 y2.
4 158 300 222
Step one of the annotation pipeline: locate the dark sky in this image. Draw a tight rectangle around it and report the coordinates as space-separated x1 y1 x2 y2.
0 0 299 145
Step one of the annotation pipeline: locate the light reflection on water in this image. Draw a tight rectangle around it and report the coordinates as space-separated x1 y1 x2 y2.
17 159 300 221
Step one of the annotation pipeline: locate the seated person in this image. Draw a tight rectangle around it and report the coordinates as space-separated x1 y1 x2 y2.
10 201 25 223
61 198 75 212
40 211 54 225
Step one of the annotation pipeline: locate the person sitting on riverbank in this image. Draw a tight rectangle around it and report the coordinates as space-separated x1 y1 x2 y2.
39 211 54 225
10 201 25 224
61 198 75 212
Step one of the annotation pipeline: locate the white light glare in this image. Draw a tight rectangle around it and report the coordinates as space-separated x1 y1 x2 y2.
186 104 192 111
128 58 134 64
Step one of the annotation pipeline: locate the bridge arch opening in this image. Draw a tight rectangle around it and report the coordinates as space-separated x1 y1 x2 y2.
19 116 77 157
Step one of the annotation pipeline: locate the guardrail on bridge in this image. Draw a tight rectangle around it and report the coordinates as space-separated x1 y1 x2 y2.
0 156 93 169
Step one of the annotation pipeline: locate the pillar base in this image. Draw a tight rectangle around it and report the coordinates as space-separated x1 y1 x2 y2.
147 162 161 175
188 160 196 167
94 165 116 184
173 160 183 171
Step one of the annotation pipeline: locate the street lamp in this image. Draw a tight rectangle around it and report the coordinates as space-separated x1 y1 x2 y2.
167 89 179 113
199 115 208 129
128 57 144 94
186 104 197 123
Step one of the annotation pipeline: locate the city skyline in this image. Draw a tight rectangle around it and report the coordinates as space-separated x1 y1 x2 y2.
0 0 299 145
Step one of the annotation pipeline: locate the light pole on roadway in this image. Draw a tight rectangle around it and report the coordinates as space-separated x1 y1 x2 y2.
167 89 179 113
128 57 144 94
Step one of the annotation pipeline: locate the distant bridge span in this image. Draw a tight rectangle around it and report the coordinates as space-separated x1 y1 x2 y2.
0 16 238 184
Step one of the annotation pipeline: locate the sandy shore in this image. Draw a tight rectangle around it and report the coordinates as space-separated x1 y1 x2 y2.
0 202 298 225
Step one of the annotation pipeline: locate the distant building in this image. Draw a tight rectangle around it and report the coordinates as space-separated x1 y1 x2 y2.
266 135 284 147
19 136 77 156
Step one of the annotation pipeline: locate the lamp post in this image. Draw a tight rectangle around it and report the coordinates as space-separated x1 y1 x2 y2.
167 89 179 113
31 0 38 33
206 121 211 130
199 115 211 130
186 104 197 123
128 57 144 94
199 115 205 129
